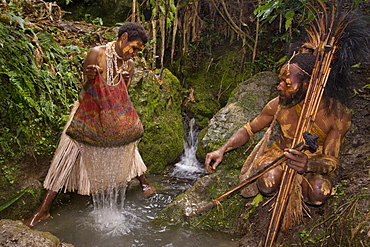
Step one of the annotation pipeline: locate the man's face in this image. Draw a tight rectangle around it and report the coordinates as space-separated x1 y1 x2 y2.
277 64 307 108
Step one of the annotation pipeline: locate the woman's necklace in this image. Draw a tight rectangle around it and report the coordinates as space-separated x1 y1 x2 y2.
105 41 128 86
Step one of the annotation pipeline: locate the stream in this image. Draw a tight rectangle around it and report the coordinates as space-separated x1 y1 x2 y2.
34 174 238 247
34 118 239 247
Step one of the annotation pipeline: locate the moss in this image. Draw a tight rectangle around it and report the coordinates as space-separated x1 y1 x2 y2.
184 47 252 128
130 69 184 173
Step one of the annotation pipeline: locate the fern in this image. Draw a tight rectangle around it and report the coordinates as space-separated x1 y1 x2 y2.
0 20 83 161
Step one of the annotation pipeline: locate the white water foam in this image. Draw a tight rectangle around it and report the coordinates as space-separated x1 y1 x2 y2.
171 118 205 179
78 186 143 237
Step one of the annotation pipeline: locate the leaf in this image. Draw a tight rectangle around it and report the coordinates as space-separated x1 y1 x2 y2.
285 10 295 30
0 187 30 212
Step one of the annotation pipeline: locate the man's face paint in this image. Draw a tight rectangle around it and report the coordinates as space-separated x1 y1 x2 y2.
277 64 307 108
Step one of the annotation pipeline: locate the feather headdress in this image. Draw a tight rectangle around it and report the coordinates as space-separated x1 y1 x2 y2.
299 2 370 107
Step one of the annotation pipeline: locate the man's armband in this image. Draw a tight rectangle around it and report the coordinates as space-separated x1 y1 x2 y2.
243 122 254 153
243 122 254 140
305 154 339 174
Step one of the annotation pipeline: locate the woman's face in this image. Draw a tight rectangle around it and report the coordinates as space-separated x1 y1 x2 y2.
118 33 144 61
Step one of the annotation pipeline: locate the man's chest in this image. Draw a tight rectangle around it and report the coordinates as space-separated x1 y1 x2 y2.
277 107 331 139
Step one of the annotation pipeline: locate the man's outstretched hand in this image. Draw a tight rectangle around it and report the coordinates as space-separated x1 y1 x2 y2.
205 150 224 173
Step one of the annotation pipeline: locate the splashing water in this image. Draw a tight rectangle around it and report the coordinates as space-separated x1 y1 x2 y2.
171 118 205 179
77 186 142 236
78 146 144 237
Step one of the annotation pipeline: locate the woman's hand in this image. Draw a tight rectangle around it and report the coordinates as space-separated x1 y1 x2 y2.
85 65 103 81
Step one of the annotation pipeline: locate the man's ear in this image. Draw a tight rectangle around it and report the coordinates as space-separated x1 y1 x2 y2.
302 80 310 91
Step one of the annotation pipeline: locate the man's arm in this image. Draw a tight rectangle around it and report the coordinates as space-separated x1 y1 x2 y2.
205 97 279 173
285 107 351 174
305 107 351 174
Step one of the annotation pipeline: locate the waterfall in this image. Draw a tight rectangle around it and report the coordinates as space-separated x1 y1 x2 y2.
171 117 205 179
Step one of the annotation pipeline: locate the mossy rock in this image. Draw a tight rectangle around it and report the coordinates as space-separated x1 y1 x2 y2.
154 71 279 232
184 48 254 128
129 68 184 173
153 170 245 233
197 71 279 167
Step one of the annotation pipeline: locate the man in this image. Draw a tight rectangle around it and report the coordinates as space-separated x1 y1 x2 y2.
205 52 351 206
24 22 155 227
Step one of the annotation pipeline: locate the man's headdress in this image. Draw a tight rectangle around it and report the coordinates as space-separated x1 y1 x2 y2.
290 6 370 107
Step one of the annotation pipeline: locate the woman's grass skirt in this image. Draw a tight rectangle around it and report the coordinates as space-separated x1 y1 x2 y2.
43 101 147 195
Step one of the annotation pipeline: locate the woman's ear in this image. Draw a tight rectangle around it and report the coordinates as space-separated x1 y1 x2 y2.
120 32 128 41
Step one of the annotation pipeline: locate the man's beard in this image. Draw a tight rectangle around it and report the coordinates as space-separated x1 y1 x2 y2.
279 86 306 108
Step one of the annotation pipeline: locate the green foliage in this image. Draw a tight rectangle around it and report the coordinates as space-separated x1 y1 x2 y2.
0 17 83 163
148 0 176 29
300 229 326 245
84 14 103 26
332 179 348 209
241 193 263 219
254 0 315 42
1 165 18 184
245 52 286 76
0 186 31 212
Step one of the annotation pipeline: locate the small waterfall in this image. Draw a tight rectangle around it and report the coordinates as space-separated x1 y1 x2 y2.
171 117 205 179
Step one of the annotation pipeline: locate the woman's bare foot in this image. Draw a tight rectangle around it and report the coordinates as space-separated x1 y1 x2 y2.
142 184 156 197
23 211 51 227
23 189 57 227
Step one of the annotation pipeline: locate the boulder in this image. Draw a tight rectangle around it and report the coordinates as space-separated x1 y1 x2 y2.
0 219 73 247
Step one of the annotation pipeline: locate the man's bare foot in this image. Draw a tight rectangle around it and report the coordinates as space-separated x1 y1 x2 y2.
23 211 51 227
142 184 156 197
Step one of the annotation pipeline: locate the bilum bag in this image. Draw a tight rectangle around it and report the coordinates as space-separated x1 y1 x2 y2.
66 74 144 147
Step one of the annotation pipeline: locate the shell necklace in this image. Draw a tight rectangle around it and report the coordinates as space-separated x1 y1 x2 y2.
105 41 128 86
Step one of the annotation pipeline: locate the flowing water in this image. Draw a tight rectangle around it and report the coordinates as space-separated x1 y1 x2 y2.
34 118 239 247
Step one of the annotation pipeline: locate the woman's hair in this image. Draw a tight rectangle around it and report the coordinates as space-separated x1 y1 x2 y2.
118 22 148 44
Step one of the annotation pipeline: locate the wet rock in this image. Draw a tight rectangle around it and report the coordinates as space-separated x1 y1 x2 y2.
0 219 73 247
201 71 278 153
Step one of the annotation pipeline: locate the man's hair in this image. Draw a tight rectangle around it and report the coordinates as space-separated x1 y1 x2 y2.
288 52 346 116
118 22 148 44
289 53 316 82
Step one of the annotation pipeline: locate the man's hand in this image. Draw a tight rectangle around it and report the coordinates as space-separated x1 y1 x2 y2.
284 148 308 173
85 65 103 81
205 150 224 173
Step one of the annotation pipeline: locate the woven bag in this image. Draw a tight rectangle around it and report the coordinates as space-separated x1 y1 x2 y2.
66 74 144 147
